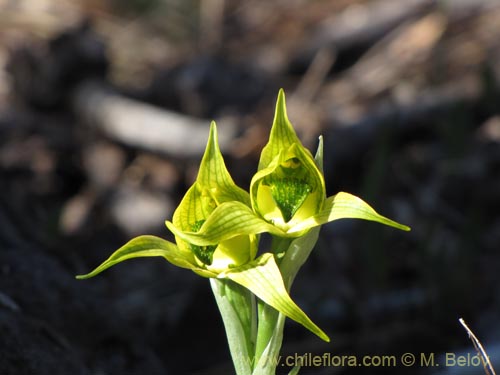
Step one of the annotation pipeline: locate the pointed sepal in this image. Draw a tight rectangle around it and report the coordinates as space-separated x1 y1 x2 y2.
288 192 411 234
75 235 217 280
219 253 330 342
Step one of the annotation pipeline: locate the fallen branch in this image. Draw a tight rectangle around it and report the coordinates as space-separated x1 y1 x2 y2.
72 82 238 158
294 0 434 65
332 12 446 98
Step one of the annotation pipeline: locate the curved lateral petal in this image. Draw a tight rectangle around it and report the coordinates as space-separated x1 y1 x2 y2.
166 201 288 246
288 192 411 234
220 253 330 342
75 235 214 279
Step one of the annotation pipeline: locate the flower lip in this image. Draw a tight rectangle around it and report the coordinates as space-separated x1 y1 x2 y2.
189 219 217 265
187 218 257 272
268 175 312 223
250 90 327 234
252 142 325 232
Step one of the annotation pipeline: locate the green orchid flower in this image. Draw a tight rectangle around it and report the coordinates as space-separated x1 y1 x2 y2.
166 90 409 249
169 121 256 276
250 91 325 233
76 90 412 375
77 121 329 343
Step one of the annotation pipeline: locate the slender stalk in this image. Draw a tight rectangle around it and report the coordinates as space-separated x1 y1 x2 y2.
211 278 256 375
253 236 293 371
253 228 322 374
254 300 280 367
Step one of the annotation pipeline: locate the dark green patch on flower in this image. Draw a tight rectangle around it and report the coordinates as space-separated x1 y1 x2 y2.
189 220 217 265
270 178 312 222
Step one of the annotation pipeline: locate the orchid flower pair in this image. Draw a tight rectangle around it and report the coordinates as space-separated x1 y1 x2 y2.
77 90 409 375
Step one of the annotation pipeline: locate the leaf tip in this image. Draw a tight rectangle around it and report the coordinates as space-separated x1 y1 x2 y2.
75 274 91 280
207 120 219 151
314 135 324 171
209 120 217 135
400 224 411 232
275 88 289 122
165 220 175 232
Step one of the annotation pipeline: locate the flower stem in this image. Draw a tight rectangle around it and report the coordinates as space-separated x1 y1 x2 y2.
254 300 281 366
252 236 293 372
253 228 321 374
211 278 256 375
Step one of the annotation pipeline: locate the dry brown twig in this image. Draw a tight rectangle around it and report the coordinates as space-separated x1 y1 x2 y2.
459 318 497 375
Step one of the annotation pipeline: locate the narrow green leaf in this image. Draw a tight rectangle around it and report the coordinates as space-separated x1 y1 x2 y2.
220 253 330 342
75 235 215 279
288 192 411 234
314 135 324 173
279 226 321 289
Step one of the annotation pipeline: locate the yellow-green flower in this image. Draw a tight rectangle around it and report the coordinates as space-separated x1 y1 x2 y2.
76 90 411 349
171 90 409 246
250 91 325 233
76 121 329 342
168 122 257 276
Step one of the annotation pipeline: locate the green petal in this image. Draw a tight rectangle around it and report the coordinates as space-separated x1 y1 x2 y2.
75 235 216 279
173 121 250 232
251 143 325 231
173 183 207 233
166 201 287 247
258 89 301 170
288 192 411 233
219 253 329 342
197 121 250 205
170 122 254 266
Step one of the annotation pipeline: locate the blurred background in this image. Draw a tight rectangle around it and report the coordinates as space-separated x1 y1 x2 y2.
1 0 499 374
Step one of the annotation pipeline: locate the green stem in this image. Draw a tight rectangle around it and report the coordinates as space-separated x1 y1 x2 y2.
254 300 280 365
253 236 293 372
211 278 256 375
253 227 321 374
